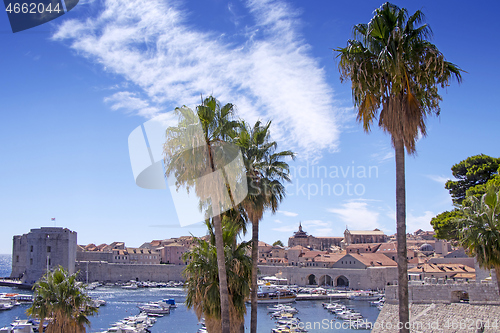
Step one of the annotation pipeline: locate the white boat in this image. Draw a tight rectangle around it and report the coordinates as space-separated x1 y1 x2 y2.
254 284 296 304
121 282 138 290
137 303 170 314
349 291 383 301
0 303 14 311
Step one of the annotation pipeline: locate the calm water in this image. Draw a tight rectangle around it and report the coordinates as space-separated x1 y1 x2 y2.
0 254 380 332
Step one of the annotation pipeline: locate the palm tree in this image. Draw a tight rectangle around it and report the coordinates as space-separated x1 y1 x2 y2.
164 96 241 333
183 216 252 333
458 185 500 293
27 266 98 333
335 3 462 331
234 120 295 333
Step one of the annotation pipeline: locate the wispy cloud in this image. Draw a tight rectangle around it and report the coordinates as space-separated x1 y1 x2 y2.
272 224 299 233
385 208 435 233
274 219 283 224
53 0 341 158
371 149 394 164
426 175 449 186
302 219 328 227
327 200 381 230
407 211 435 233
278 210 298 217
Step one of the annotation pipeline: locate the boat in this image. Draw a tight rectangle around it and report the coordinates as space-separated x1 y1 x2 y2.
121 283 138 290
349 291 383 301
254 283 296 304
137 303 170 314
162 298 177 308
268 304 298 314
0 303 14 311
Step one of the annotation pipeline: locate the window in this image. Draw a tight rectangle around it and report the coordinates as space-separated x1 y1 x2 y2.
47 246 51 253
30 258 33 265
30 245 33 253
16 255 19 263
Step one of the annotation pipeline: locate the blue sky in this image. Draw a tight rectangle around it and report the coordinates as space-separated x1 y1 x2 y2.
0 0 499 254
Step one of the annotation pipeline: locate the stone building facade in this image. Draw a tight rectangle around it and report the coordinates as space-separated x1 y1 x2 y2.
11 227 77 284
288 223 343 250
343 228 387 245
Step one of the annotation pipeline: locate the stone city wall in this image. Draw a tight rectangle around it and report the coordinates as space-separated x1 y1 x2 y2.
75 261 185 283
385 282 500 305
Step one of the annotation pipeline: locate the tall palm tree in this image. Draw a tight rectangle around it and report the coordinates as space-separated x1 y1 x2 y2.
183 216 252 333
27 266 98 333
234 120 295 333
458 185 500 293
164 96 241 333
335 3 462 331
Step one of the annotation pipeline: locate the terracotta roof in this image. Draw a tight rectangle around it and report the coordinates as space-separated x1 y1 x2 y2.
300 251 327 258
377 242 398 252
346 230 385 236
408 263 475 274
314 254 344 263
258 241 271 247
349 253 398 267
288 245 308 251
347 243 381 253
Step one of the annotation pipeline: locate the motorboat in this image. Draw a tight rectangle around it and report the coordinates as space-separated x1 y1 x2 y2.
254 283 296 304
137 303 170 314
121 283 138 290
349 291 383 301
162 298 177 308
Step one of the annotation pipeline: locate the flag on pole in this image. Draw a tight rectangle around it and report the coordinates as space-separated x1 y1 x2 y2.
51 218 56 221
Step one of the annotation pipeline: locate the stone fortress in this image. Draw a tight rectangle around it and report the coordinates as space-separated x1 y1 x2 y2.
10 227 77 285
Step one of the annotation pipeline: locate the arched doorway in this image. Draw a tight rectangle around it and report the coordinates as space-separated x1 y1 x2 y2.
336 275 349 287
318 275 333 287
307 274 317 285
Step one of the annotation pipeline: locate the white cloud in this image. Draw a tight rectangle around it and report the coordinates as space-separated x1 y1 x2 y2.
426 175 449 186
53 0 341 158
302 219 328 227
104 91 162 118
278 210 298 217
407 211 435 233
274 219 283 224
314 228 333 235
327 200 380 230
272 224 299 233
385 208 435 233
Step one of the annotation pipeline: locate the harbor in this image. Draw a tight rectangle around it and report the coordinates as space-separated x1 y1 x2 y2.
0 283 382 332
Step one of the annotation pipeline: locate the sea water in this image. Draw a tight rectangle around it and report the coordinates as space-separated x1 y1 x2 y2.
0 254 381 332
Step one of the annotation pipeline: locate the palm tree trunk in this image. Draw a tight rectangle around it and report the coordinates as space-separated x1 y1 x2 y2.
495 266 500 296
207 143 231 333
395 137 409 333
213 214 231 333
250 219 259 333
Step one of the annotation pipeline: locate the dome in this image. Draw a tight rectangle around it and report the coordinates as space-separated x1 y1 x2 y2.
420 243 434 252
